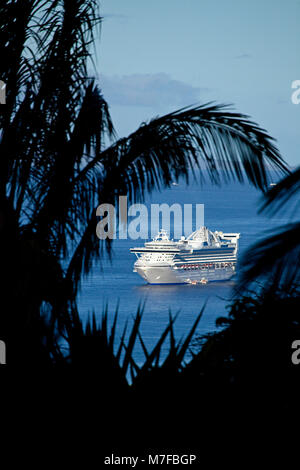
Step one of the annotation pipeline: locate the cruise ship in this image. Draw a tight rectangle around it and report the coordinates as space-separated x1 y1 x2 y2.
130 227 240 284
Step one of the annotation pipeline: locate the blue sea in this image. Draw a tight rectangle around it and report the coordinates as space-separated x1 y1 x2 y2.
78 176 297 363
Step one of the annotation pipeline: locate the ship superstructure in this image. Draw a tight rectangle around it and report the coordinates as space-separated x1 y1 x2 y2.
130 227 240 284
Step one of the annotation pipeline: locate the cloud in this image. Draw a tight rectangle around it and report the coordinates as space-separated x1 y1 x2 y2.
235 53 252 60
99 73 209 108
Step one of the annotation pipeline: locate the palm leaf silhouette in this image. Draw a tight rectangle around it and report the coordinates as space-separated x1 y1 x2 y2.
0 0 292 350
238 166 300 287
260 166 300 215
238 222 300 288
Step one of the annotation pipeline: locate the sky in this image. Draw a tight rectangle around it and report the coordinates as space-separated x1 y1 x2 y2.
93 0 300 166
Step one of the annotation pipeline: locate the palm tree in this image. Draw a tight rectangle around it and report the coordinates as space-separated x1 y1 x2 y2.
0 0 290 363
238 166 300 288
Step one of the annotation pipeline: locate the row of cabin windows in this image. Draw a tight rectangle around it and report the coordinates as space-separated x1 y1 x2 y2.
181 262 234 270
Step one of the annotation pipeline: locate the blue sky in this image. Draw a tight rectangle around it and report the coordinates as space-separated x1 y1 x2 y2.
94 0 300 166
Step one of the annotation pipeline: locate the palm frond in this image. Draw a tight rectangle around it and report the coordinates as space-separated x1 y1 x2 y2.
27 81 114 258
77 103 289 207
259 166 300 215
65 212 111 296
238 222 300 288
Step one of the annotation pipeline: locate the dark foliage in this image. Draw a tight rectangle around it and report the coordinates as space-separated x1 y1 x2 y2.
238 165 300 287
0 2 299 461
0 0 290 365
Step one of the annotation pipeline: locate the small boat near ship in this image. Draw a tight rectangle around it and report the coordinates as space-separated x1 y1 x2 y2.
130 227 240 285
188 278 208 285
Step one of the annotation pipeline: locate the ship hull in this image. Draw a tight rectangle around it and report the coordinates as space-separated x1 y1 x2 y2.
134 265 235 284
135 266 181 284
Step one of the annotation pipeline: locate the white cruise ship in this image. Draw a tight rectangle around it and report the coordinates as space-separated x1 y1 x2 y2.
130 227 240 284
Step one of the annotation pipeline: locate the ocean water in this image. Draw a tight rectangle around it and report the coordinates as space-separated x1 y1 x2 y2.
78 177 296 363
